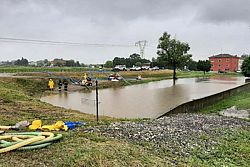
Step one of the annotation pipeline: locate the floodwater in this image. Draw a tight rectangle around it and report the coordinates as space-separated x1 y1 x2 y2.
41 76 246 119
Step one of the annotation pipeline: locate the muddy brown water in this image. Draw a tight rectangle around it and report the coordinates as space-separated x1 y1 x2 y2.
41 77 246 119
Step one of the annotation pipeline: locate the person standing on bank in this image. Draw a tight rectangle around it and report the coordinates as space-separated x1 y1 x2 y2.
48 79 54 91
63 79 68 91
58 79 62 91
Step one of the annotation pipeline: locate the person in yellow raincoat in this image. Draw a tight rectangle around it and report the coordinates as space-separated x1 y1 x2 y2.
48 79 54 91
82 73 87 85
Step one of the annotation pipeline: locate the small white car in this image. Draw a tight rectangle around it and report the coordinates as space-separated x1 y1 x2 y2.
151 66 160 70
130 66 141 71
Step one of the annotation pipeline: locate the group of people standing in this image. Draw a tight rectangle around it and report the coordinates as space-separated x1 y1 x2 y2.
48 78 68 91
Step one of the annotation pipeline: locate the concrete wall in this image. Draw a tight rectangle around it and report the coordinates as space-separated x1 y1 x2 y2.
159 83 250 118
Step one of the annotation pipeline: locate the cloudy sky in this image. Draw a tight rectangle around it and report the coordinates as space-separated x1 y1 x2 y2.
0 0 250 64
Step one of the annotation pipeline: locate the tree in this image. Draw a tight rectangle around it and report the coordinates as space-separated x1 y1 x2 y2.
187 59 197 71
54 61 63 67
197 60 211 75
241 57 250 77
112 55 150 68
157 32 191 80
241 54 250 60
130 53 141 59
104 60 113 68
14 57 29 66
75 61 80 67
135 62 142 67
65 60 75 67
113 57 126 66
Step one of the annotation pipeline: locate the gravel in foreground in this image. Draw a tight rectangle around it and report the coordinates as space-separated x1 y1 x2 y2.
85 113 250 157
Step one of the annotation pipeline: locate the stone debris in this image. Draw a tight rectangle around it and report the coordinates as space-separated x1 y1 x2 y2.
84 113 250 157
219 106 250 120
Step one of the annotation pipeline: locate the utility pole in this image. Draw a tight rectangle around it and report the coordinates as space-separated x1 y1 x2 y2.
135 40 147 58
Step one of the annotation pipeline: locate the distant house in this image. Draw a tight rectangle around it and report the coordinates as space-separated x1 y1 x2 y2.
29 61 37 66
50 58 66 67
209 54 239 72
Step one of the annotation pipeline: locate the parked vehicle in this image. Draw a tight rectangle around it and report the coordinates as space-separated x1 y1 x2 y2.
130 66 141 71
141 66 150 70
112 65 127 71
108 73 122 81
85 77 92 86
151 66 160 70
81 77 92 86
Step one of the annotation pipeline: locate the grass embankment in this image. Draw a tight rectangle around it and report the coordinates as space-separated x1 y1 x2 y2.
0 77 249 166
200 90 250 114
9 68 220 90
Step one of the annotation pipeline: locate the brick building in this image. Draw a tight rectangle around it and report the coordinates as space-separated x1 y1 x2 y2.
209 54 239 72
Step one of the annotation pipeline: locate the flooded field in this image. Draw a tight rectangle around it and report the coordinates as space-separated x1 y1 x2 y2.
41 76 246 118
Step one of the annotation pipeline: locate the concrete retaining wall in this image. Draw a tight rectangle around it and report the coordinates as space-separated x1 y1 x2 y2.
159 83 250 117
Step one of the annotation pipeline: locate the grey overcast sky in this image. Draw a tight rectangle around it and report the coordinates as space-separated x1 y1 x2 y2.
0 0 250 64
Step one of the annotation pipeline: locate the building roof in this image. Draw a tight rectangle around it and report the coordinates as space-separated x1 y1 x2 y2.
209 54 239 58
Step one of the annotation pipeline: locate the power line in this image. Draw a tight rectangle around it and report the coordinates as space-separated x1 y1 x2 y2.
0 37 136 48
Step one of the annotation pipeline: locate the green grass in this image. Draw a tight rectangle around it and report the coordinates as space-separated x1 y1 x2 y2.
200 90 250 114
188 129 250 167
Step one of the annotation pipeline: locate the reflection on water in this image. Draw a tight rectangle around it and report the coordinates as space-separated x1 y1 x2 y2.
41 77 246 119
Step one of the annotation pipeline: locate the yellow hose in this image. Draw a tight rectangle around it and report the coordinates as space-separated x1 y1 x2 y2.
0 136 45 153
7 133 53 142
12 135 35 141
12 137 23 142
41 132 54 140
0 136 11 140
0 132 62 153
0 135 35 140
0 126 11 130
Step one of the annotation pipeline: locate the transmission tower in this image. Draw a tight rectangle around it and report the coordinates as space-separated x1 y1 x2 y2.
135 40 147 58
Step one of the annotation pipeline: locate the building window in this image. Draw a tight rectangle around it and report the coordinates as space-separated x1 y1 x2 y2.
226 59 230 62
218 64 221 67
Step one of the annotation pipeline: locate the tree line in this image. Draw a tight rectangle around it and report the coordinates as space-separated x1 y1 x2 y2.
104 53 150 68
6 58 83 67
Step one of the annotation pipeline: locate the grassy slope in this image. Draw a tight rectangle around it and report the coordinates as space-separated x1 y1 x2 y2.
0 77 249 166
200 90 250 114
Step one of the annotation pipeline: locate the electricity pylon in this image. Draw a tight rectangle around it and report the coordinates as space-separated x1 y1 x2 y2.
135 40 147 58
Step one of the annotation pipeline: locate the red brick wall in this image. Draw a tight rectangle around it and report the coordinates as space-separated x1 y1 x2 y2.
209 57 239 72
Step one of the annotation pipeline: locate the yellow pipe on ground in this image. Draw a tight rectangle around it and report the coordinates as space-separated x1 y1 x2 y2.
41 132 54 140
0 135 35 140
1 133 54 143
0 136 11 140
0 136 45 153
0 126 11 130
11 135 37 141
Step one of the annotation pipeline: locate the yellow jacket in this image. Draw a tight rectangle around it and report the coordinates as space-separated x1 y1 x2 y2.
48 79 54 89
